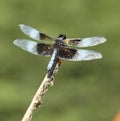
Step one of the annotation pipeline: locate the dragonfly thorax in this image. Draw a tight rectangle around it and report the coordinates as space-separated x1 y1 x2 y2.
54 34 67 49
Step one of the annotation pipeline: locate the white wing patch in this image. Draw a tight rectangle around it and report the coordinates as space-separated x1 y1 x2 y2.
67 36 107 47
13 39 38 55
78 37 107 47
19 24 40 40
68 50 102 61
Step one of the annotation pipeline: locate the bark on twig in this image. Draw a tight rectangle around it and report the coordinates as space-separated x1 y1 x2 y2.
22 61 61 121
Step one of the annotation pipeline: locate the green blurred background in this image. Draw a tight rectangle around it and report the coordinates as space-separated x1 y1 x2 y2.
0 0 120 121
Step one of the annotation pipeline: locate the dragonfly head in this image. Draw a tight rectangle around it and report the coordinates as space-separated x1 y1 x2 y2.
57 34 66 40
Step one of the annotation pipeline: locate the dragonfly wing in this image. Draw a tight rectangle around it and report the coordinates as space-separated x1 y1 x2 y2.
19 24 54 41
13 39 53 56
65 36 107 47
58 48 102 61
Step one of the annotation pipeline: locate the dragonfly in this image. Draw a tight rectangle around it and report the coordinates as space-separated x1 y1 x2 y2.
13 24 107 78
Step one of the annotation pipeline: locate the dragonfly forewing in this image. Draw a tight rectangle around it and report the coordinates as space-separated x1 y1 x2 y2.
65 36 107 48
19 24 54 41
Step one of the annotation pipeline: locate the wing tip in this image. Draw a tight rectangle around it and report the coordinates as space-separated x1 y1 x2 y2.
100 37 107 43
18 24 25 29
97 52 103 59
13 39 38 55
88 52 103 60
13 39 20 46
18 24 23 26
13 39 26 48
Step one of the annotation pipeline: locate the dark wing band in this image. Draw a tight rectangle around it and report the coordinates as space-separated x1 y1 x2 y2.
36 43 53 56
58 47 102 61
58 48 76 60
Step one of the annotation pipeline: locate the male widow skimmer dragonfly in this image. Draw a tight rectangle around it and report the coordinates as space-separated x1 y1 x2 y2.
13 24 107 78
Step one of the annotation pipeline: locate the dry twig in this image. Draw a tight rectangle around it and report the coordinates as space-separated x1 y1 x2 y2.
22 61 61 121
